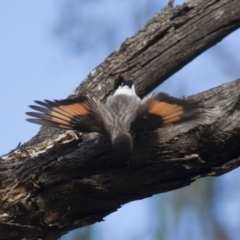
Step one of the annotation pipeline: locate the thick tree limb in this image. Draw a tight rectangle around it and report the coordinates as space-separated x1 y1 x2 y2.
1 0 240 239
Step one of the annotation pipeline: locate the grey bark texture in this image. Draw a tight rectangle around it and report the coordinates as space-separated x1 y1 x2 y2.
1 0 240 239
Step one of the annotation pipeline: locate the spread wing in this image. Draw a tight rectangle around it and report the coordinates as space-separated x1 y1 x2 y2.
131 93 200 132
26 96 106 133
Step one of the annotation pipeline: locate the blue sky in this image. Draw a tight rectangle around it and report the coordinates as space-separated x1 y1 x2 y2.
0 1 87 154
1 1 240 240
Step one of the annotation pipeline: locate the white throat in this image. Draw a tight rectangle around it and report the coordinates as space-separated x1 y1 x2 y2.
114 85 136 96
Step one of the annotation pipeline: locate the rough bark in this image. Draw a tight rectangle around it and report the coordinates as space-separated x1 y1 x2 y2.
1 0 240 239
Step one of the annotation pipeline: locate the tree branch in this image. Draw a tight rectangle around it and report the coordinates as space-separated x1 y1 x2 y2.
1 0 240 239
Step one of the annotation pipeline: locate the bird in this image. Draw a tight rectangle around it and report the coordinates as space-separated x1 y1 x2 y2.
26 80 199 161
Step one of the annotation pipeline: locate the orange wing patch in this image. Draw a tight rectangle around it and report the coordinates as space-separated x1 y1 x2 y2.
50 103 90 127
26 97 93 130
50 103 89 120
54 103 90 116
148 100 184 126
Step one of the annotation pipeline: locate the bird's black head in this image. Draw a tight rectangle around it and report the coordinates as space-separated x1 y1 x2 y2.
121 80 133 88
112 132 133 161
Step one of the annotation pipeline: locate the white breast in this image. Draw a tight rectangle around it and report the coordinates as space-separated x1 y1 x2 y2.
114 85 139 99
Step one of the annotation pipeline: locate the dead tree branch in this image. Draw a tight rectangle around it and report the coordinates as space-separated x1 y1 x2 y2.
1 0 240 239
